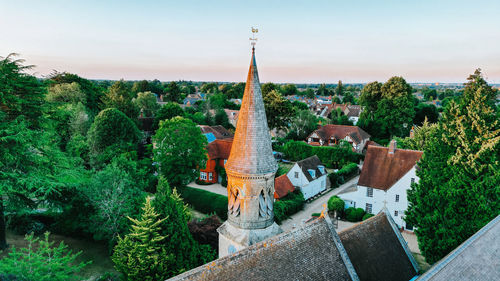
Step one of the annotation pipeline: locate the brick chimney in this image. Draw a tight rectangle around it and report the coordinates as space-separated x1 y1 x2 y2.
389 140 397 154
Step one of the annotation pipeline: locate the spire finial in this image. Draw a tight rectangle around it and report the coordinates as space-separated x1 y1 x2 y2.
250 27 258 51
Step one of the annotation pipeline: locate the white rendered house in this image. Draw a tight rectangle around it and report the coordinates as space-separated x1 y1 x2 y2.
287 155 327 200
338 141 423 230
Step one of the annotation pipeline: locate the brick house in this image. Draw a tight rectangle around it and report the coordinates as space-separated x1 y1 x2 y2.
307 124 370 153
198 138 233 184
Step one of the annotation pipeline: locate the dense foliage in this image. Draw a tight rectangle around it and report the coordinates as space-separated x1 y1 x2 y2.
327 195 345 213
0 232 89 281
282 141 362 168
345 207 366 222
274 191 306 224
153 117 207 186
406 69 500 264
112 198 172 281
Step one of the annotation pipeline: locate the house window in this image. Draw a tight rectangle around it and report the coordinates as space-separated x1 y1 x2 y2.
394 210 399 217
365 203 372 214
209 173 212 181
294 172 299 178
366 187 373 197
224 159 227 166
308 169 316 178
318 165 325 174
200 172 207 180
411 178 415 185
353 202 356 208
395 194 399 202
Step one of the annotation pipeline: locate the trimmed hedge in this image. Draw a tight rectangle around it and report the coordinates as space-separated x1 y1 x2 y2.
179 186 228 220
362 213 374 221
336 163 359 183
345 207 365 222
282 141 362 168
274 191 305 224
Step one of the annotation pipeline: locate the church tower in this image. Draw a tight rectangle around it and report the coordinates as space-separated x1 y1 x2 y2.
217 32 282 258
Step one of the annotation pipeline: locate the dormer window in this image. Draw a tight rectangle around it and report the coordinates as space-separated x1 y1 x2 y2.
318 165 325 174
308 169 316 178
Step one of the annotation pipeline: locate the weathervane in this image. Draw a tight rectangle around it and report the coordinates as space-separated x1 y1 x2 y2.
250 27 258 49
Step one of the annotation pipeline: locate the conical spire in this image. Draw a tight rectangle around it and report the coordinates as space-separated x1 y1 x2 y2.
225 48 277 175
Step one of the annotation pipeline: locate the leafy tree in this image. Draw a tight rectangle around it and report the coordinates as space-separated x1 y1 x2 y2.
342 91 355 104
406 69 500 264
46 82 86 104
152 178 215 277
112 197 172 281
48 71 103 115
200 82 218 94
359 77 414 140
317 83 328 96
0 232 89 281
133 91 160 117
87 108 141 155
422 87 437 101
165 81 181 103
84 158 145 245
214 108 232 129
291 100 309 111
395 118 438 151
131 80 150 94
207 93 227 109
153 117 207 186
263 89 294 131
286 110 319 140
102 80 139 119
329 107 354 126
261 82 278 98
413 103 439 125
154 102 184 129
281 84 298 96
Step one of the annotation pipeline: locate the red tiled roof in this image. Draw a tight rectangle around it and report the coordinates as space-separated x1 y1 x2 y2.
310 124 370 145
358 145 423 190
207 139 233 159
274 174 295 199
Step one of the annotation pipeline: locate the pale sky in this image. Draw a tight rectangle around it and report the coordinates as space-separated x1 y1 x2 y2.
1 0 499 83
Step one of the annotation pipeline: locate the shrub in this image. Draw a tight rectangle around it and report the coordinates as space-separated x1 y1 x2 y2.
336 163 359 182
345 207 365 222
328 172 339 188
178 186 228 220
0 232 90 281
282 141 363 168
327 196 344 213
311 212 321 217
362 213 375 221
274 191 305 224
282 141 312 161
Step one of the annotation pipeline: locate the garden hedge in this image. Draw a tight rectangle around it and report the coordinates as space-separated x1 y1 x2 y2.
179 186 228 220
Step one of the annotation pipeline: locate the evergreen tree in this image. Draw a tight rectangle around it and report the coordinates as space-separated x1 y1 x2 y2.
406 69 500 264
102 80 139 119
112 197 172 281
152 177 215 277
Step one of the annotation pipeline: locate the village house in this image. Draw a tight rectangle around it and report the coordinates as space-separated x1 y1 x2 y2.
307 124 370 153
338 140 423 230
198 138 233 184
224 109 239 128
314 103 362 124
287 155 328 200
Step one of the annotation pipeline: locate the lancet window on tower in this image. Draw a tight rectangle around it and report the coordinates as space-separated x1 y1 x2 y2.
228 187 241 217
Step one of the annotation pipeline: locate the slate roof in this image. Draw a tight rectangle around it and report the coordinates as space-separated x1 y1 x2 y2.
198 125 233 140
338 211 419 281
417 215 500 281
310 124 370 145
346 105 361 117
274 174 295 199
225 49 277 175
168 217 359 281
296 155 326 182
358 145 423 190
206 139 233 160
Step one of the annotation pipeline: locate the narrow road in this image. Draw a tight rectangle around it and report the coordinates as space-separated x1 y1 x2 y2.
280 176 360 232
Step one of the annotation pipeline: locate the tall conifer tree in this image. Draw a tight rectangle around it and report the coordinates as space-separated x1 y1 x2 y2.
406 69 500 264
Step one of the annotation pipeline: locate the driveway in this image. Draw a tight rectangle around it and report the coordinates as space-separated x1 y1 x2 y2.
187 181 227 196
280 176 360 232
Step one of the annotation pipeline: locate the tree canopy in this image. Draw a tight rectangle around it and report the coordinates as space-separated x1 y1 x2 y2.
406 69 500 264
